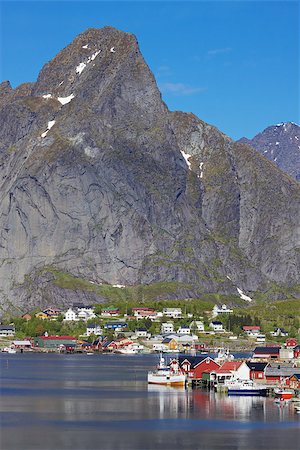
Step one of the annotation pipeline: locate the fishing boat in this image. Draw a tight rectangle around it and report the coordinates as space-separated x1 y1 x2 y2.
147 355 186 386
274 388 294 400
226 380 267 396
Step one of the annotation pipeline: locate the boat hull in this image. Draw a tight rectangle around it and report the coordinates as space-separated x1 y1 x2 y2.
275 391 293 400
228 389 267 396
147 373 186 386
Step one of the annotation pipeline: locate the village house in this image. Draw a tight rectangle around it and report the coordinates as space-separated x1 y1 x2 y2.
21 313 32 321
265 364 300 384
161 322 174 334
252 346 280 359
161 337 178 351
212 304 233 317
35 312 49 320
286 374 300 390
43 308 61 319
104 321 128 331
215 361 250 384
293 344 300 358
64 308 78 321
11 340 32 350
0 325 15 337
242 326 261 337
256 334 266 343
86 324 102 336
101 307 120 317
179 355 220 380
177 326 191 335
210 321 224 332
190 320 205 332
279 347 294 360
134 328 150 338
132 307 160 320
162 308 182 319
246 361 269 380
270 327 288 337
286 338 297 347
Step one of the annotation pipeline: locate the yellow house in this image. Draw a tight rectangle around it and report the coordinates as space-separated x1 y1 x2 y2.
35 312 49 320
162 337 178 351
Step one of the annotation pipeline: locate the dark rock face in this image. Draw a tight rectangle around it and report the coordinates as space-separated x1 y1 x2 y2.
239 122 300 181
0 27 299 312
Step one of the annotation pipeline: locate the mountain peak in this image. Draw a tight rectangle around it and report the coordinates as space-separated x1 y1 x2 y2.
238 122 300 181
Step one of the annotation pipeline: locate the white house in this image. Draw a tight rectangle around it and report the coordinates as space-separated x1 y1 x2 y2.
210 321 224 332
0 325 15 337
212 304 233 317
215 361 250 384
270 328 288 337
190 321 205 332
135 328 150 338
177 326 191 335
161 322 174 334
64 308 78 321
162 308 182 319
86 324 102 336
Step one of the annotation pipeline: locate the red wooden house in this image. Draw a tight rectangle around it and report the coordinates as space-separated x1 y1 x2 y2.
179 355 220 379
246 361 269 380
286 338 297 347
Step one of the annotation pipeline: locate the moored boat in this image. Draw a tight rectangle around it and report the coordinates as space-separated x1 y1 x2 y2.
274 388 294 400
226 380 267 396
147 355 186 386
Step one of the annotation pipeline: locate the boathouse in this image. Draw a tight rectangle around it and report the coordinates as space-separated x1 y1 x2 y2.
252 346 280 359
215 361 250 384
246 361 269 380
179 355 220 379
34 335 77 349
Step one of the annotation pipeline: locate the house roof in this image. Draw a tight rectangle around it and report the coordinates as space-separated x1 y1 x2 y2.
265 366 300 377
211 321 222 325
216 361 244 373
243 326 260 331
290 374 300 380
253 346 280 354
246 362 269 371
38 335 76 340
162 337 176 344
0 325 15 330
178 355 218 369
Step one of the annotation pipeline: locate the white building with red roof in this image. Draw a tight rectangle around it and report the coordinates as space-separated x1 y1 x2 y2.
215 361 250 384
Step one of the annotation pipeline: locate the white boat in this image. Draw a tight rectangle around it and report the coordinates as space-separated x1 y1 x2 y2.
147 356 186 386
226 379 267 396
2 347 17 354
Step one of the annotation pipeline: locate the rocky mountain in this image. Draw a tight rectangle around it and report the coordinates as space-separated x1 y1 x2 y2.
239 122 300 181
0 27 299 313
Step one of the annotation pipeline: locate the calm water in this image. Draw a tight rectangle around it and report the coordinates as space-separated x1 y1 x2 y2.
0 353 299 450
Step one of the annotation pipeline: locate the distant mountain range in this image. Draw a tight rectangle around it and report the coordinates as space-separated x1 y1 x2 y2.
239 122 300 181
0 27 299 313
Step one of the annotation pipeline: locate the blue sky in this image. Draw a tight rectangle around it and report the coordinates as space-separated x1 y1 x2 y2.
0 0 299 139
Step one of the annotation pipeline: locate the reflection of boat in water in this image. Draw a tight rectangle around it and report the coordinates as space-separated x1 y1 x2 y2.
274 388 294 400
148 355 187 386
226 380 267 396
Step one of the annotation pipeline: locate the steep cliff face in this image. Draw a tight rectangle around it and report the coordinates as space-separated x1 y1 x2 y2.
239 122 300 181
0 27 299 312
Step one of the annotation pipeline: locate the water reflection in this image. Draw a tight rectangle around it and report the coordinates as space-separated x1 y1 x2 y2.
1 353 299 450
